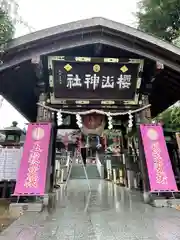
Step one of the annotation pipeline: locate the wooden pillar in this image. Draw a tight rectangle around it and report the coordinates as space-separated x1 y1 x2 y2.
31 55 53 122
140 95 151 123
36 93 53 122
50 112 57 192
136 95 152 202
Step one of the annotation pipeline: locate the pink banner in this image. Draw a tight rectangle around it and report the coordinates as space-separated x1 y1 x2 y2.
140 124 178 192
14 123 52 195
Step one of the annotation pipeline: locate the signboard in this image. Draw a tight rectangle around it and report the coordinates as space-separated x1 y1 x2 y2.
14 123 52 196
140 124 177 192
48 56 144 106
0 147 23 181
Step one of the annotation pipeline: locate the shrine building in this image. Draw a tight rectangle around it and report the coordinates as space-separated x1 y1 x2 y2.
0 17 180 202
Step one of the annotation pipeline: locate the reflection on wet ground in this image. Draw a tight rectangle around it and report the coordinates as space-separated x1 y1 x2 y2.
1 180 180 239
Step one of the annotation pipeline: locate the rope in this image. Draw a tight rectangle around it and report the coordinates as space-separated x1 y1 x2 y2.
37 102 151 116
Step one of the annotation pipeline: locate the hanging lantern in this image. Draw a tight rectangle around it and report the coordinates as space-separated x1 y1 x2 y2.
128 111 133 129
81 113 105 135
107 113 113 130
76 114 83 128
57 110 63 126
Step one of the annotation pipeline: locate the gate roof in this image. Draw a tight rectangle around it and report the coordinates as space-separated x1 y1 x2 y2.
0 17 180 120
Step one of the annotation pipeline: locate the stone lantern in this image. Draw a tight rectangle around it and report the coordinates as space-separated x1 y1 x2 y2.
0 121 26 146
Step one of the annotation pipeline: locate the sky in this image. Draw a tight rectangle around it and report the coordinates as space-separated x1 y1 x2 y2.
0 0 138 129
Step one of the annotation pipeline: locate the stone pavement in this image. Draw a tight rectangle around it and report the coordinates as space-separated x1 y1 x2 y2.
1 179 180 239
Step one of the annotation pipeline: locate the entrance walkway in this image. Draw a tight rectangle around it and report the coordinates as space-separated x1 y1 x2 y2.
1 180 180 239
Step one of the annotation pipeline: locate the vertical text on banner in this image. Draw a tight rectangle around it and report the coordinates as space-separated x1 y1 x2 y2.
140 124 177 192
14 123 52 195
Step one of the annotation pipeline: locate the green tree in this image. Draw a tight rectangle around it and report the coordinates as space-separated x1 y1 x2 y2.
173 37 180 47
155 106 180 130
0 9 15 61
171 106 180 127
155 108 172 127
136 0 180 42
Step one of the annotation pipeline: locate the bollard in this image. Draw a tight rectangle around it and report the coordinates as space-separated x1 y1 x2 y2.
60 169 64 183
119 169 124 185
122 154 126 165
134 173 138 189
113 169 117 184
107 169 111 180
57 161 61 179
122 154 128 187
106 159 112 181
110 169 113 181
127 170 131 189
123 172 127 187
127 170 134 189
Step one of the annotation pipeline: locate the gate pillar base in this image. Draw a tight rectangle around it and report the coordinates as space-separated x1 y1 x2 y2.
43 192 56 210
9 202 43 215
143 192 152 204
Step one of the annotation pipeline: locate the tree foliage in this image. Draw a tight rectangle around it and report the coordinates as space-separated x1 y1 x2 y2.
0 9 15 48
137 1 180 129
171 106 180 127
155 106 180 131
137 0 180 42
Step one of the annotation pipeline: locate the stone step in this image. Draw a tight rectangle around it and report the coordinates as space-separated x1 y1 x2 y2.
70 165 100 179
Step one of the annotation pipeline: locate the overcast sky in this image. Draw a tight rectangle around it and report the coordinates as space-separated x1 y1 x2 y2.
0 0 138 129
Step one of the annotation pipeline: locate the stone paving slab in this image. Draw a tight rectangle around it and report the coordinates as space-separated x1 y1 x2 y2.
1 180 180 239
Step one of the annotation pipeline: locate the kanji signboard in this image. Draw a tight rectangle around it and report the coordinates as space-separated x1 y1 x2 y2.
48 57 144 106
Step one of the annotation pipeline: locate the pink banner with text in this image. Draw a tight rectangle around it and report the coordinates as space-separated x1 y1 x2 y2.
140 124 178 192
14 123 52 195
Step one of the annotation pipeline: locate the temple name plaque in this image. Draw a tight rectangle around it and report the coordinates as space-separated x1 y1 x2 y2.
48 57 144 105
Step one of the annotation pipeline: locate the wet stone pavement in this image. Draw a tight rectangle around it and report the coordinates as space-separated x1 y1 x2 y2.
1 180 180 239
